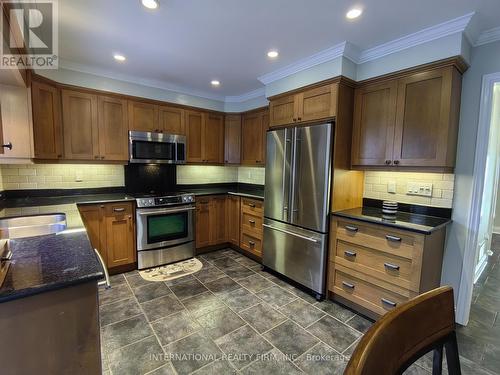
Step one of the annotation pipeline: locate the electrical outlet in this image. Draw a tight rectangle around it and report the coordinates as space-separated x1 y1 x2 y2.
407 182 433 197
75 172 83 182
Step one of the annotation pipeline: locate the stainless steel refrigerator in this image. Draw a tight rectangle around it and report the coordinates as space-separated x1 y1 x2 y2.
263 123 332 298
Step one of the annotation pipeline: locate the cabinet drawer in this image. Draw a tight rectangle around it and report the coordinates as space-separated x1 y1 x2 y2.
335 240 414 290
335 219 421 260
241 198 263 215
241 212 263 235
333 268 408 316
240 232 262 256
103 202 133 216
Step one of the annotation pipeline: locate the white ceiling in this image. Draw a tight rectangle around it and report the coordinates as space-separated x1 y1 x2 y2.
58 0 500 99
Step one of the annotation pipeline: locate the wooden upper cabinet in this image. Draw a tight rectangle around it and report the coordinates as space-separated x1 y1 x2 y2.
241 109 268 166
98 96 128 161
62 89 99 160
393 67 461 168
128 101 158 132
352 65 462 170
204 113 224 163
351 81 398 167
269 82 339 127
269 94 296 127
224 114 241 164
298 83 338 122
186 110 203 163
31 80 63 159
159 105 185 134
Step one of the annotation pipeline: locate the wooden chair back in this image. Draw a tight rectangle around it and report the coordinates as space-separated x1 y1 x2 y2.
344 286 461 375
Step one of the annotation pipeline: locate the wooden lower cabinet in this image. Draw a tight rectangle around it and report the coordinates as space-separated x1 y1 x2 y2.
78 202 136 272
195 195 264 259
328 217 446 318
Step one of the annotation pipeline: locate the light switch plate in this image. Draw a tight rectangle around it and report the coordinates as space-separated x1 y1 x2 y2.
407 182 433 197
387 181 396 194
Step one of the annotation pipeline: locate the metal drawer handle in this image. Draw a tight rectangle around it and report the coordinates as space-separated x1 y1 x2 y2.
248 240 255 246
384 263 400 271
249 220 256 224
386 234 402 242
342 281 355 289
263 223 319 243
344 250 357 258
345 225 358 233
248 203 256 208
113 208 126 212
381 298 397 307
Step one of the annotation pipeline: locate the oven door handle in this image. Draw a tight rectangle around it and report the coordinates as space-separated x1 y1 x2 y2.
138 207 196 216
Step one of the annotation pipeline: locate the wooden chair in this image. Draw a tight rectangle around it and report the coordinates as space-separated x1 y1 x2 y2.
344 286 461 375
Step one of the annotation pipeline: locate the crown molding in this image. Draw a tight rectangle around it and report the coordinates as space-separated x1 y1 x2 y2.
257 41 348 85
357 12 474 64
58 59 227 102
475 26 500 46
225 87 266 103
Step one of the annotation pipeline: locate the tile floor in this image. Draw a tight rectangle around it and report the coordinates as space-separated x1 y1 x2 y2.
98 247 499 375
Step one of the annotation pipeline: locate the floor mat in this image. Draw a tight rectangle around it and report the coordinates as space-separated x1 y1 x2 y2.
138 258 203 282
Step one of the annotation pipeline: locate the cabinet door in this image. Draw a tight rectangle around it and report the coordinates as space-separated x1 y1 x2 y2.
31 80 63 159
98 96 128 161
204 113 224 163
195 199 211 248
224 114 241 164
104 210 135 268
260 109 269 165
62 89 99 160
393 68 454 167
159 105 185 135
211 196 226 244
186 110 204 163
241 111 265 165
128 101 158 132
226 195 240 246
78 205 105 266
298 83 338 122
351 81 398 167
269 94 297 127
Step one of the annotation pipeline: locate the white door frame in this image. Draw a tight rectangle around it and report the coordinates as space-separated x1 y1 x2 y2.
456 72 500 324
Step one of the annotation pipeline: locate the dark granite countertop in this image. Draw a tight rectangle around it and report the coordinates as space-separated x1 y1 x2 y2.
332 206 451 234
0 230 103 303
179 184 264 200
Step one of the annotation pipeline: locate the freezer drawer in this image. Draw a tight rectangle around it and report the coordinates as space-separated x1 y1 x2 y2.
263 218 328 295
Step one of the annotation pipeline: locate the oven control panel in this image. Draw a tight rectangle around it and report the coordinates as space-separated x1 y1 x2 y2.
136 194 195 208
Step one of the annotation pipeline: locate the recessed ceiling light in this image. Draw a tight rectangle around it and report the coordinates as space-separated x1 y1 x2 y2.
113 54 126 62
211 80 220 86
346 8 362 19
267 50 279 58
141 0 159 10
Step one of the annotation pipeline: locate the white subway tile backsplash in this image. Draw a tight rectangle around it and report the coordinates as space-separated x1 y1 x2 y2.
363 171 454 208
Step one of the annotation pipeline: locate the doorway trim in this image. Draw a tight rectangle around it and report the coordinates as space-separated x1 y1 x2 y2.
456 72 500 324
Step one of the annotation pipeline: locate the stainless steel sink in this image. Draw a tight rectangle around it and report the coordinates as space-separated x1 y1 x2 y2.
0 214 67 239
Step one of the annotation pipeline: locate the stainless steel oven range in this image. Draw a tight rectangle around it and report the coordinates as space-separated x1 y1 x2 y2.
135 192 195 269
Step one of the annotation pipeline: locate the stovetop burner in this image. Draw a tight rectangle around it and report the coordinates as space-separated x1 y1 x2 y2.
131 191 187 199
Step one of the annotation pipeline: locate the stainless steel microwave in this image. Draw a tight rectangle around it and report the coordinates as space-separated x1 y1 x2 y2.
129 131 186 164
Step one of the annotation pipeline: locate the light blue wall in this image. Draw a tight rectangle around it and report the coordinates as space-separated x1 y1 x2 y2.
441 40 500 302
265 56 344 98
38 68 226 112
356 33 465 81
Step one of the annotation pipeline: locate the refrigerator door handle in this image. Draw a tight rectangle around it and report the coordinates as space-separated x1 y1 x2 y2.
290 127 299 223
282 128 291 221
263 223 319 243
